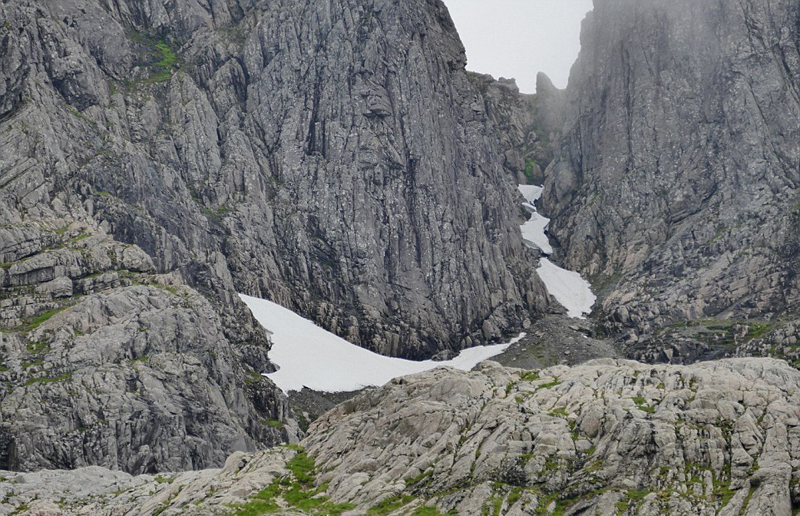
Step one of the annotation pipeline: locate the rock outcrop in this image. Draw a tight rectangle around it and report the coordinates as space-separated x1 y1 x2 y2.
0 227 294 474
4 358 799 515
540 0 800 362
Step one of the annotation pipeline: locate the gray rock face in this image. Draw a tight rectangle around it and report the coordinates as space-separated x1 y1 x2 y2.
0 0 557 473
218 0 546 356
0 228 295 474
4 358 800 515
540 0 800 360
1 0 549 361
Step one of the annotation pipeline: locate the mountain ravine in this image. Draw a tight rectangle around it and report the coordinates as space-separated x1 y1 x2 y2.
3 0 800 513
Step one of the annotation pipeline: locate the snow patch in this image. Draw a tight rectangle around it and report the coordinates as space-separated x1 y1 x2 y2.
517 183 596 319
520 212 553 255
537 258 596 319
239 294 523 394
518 185 544 204
517 185 552 254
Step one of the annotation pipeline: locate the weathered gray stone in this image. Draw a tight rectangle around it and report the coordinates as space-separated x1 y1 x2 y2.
2 359 799 515
539 0 800 363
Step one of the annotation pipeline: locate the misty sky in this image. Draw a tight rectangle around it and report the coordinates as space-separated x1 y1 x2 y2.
443 0 593 93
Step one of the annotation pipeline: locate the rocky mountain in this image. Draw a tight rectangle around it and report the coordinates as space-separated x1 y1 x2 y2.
538 0 800 363
4 358 799 515
4 0 800 507
0 0 559 473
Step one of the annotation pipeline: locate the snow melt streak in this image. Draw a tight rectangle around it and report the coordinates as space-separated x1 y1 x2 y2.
517 184 596 319
537 258 596 319
240 294 523 394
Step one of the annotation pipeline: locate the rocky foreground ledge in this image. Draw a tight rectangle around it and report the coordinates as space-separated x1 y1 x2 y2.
3 358 799 516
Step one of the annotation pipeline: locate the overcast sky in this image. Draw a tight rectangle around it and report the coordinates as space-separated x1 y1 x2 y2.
443 0 593 93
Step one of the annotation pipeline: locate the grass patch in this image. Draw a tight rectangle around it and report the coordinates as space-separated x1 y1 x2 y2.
615 489 650 513
70 234 91 243
745 322 771 341
24 372 72 387
524 158 537 184
27 341 50 355
23 305 71 331
124 32 181 87
538 377 561 390
286 451 317 485
153 283 179 295
231 498 280 516
411 507 457 516
367 495 416 516
631 396 656 414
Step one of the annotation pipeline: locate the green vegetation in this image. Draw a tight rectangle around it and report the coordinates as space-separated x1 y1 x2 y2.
27 341 50 355
410 507 457 516
125 31 182 87
615 489 650 513
524 159 537 184
68 107 93 125
11 504 29 515
155 475 174 484
520 371 540 382
404 470 432 489
365 494 415 516
24 305 71 331
231 447 356 516
538 377 561 390
153 283 179 295
738 486 756 516
24 373 72 387
744 322 771 341
151 42 178 82
265 420 284 429
631 396 656 414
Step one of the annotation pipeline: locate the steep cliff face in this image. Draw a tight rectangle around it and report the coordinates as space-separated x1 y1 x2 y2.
542 0 800 361
0 0 553 472
1 0 548 360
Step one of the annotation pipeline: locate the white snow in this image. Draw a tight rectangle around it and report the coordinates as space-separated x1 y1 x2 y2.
517 183 596 319
537 258 596 319
518 185 544 204
239 294 523 394
517 185 552 255
520 212 553 255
